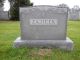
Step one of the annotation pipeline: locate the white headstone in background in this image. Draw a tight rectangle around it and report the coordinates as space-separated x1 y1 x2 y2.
68 7 80 20
0 7 9 20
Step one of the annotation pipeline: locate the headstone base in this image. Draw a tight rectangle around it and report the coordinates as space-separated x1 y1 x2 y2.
13 37 73 51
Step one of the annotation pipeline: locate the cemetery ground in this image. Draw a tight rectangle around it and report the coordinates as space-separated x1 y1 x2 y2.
0 21 80 60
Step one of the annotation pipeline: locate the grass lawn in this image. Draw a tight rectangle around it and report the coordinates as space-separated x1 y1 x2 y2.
0 21 80 60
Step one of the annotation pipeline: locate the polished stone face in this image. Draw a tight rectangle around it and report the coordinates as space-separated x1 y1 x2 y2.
30 19 58 25
20 6 68 40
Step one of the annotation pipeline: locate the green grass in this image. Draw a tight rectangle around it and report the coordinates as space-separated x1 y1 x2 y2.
0 21 80 60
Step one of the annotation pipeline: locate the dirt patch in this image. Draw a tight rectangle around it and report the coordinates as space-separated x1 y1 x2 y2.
31 49 52 56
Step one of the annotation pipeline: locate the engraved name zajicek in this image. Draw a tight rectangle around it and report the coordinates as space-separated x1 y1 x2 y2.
30 19 58 25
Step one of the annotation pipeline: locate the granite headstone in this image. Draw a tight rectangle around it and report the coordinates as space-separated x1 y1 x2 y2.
14 5 73 51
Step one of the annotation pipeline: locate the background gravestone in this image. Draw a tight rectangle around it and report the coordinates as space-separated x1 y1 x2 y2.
14 5 73 51
68 9 80 20
0 7 9 20
68 6 80 20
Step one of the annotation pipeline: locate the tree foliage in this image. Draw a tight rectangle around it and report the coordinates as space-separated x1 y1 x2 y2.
9 0 33 20
20 0 33 7
0 0 5 7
